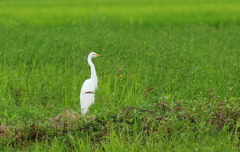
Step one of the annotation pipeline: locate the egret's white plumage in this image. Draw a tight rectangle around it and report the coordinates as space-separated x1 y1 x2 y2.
80 52 102 115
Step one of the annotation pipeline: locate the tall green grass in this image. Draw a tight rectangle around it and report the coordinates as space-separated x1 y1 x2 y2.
0 0 240 27
0 0 240 151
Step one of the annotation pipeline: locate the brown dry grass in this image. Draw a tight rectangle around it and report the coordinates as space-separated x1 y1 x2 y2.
1 102 239 146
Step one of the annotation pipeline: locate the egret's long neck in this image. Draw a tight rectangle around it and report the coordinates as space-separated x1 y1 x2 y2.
88 56 98 90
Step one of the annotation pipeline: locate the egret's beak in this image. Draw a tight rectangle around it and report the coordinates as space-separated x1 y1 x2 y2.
95 54 103 57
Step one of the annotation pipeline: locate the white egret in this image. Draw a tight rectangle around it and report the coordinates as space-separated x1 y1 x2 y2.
80 52 103 115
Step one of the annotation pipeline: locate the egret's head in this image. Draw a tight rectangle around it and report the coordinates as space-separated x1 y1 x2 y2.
90 52 103 58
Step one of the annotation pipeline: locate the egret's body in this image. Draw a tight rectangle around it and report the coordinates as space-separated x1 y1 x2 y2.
80 52 102 115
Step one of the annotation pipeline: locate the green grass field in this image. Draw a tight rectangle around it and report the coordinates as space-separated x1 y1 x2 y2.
1 0 240 151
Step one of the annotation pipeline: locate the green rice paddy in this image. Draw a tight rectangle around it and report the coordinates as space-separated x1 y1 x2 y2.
0 0 240 151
